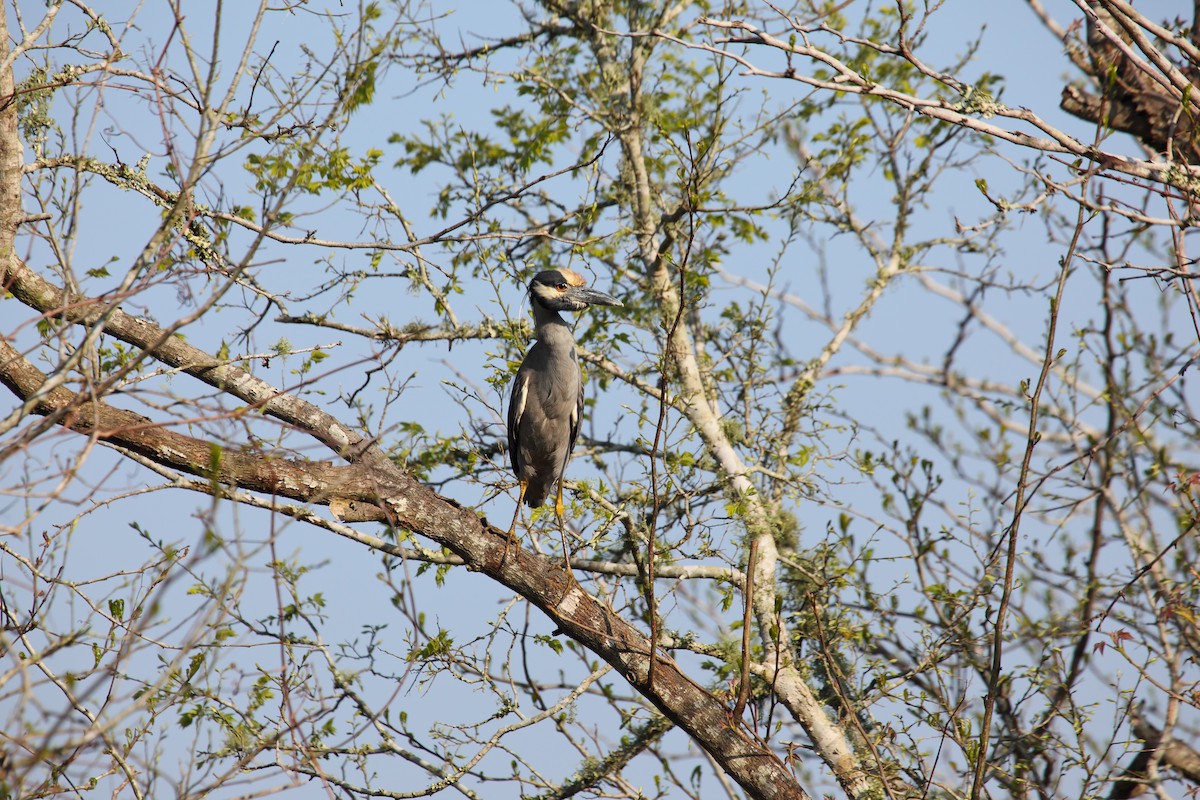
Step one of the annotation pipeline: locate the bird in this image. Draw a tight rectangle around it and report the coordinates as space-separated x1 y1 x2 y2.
505 268 622 567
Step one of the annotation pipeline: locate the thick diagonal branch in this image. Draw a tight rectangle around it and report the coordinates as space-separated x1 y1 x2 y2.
0 332 805 800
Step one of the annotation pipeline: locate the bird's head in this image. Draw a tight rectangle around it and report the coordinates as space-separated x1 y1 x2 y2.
528 268 622 313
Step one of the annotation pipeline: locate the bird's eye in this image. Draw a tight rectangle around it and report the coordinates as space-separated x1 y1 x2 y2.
556 283 568 291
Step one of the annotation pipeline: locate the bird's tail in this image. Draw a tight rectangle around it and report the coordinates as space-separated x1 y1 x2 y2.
523 484 549 508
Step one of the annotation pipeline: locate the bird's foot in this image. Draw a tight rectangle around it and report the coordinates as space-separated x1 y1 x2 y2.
558 551 579 586
500 530 516 569
557 558 580 603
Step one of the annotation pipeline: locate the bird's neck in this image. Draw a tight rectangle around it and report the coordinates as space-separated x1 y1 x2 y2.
531 303 574 349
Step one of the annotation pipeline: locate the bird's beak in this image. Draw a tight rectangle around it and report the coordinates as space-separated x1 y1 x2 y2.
568 286 623 308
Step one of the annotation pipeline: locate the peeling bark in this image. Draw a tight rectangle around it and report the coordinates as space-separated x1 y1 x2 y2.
1061 1 1200 165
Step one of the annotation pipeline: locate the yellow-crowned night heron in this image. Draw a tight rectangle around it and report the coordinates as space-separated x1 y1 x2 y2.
505 268 622 563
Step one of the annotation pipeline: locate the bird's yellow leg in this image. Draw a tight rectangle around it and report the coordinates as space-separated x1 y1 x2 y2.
503 480 528 566
555 479 575 579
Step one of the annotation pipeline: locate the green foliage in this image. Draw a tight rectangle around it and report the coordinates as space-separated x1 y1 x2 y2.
409 627 454 661
245 146 382 195
96 339 140 374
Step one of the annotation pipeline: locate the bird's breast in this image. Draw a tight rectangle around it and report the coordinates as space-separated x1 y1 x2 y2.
536 365 579 418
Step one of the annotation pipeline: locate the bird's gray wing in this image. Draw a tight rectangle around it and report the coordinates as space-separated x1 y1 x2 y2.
563 378 583 474
507 368 529 476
